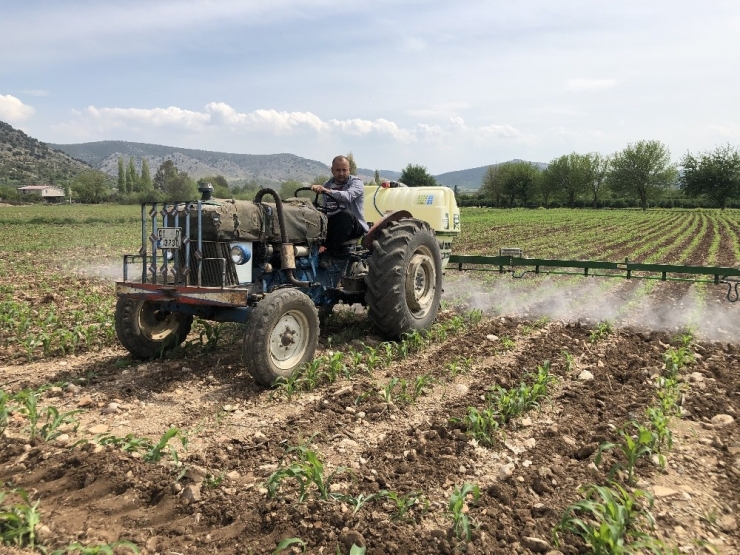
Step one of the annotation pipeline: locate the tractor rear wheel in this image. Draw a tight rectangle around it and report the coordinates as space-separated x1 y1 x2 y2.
115 297 193 359
243 288 319 386
365 218 443 338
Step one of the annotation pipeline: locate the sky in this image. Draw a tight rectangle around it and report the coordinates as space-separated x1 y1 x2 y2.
1 0 739 174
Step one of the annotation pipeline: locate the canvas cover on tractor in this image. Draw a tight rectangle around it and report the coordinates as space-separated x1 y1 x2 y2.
184 198 327 244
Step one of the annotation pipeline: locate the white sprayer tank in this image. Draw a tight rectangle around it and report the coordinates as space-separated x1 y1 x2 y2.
363 184 460 267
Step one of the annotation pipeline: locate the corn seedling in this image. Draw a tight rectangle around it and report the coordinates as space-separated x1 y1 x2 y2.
645 406 673 453
273 371 302 401
378 490 428 521
404 329 427 352
335 492 380 516
266 449 349 502
380 342 395 366
561 349 575 373
144 427 188 463
51 540 140 554
499 336 516 351
350 350 364 374
380 378 400 404
595 422 657 483
458 406 499 446
589 321 613 344
364 345 381 372
39 406 82 441
0 485 42 550
447 483 481 541
0 390 8 434
554 484 658 554
196 319 221 352
205 473 225 489
272 537 305 554
412 374 434 400
325 352 346 381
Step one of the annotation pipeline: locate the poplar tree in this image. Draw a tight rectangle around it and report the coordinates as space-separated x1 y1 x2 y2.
126 157 138 193
140 159 153 191
117 157 126 193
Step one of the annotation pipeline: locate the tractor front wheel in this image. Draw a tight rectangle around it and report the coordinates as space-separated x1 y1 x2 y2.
365 218 443 338
115 297 193 359
243 288 319 386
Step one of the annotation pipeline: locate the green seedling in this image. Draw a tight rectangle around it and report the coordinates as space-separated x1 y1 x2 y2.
380 342 395 366
196 319 221 352
595 422 657 483
144 427 188 463
554 484 658 554
272 537 305 554
205 473 224 489
0 390 9 434
39 406 82 441
378 490 428 521
364 345 381 372
335 492 379 516
499 336 516 351
380 378 399 404
412 374 434 400
561 349 575 373
51 540 140 554
447 483 481 541
273 371 301 401
0 485 42 550
589 321 613 344
266 449 349 502
458 406 499 447
645 406 673 453
325 351 346 382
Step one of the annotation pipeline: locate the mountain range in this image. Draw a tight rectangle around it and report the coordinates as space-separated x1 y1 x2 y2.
1 120 545 191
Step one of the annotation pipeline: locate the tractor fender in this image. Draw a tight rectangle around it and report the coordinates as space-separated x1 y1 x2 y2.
361 210 413 251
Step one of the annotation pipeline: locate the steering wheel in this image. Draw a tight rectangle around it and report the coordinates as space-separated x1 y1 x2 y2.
293 186 345 214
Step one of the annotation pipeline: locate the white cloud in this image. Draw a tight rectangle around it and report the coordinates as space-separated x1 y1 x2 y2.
84 106 209 130
564 78 618 92
0 94 35 122
479 124 521 138
707 124 740 139
205 104 328 133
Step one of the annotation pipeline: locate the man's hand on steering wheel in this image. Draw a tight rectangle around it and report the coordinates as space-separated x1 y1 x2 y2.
308 184 345 214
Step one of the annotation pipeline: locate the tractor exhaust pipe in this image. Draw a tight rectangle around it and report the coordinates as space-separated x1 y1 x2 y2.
253 188 310 288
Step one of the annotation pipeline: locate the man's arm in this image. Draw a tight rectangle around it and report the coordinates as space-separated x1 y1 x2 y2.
310 177 364 207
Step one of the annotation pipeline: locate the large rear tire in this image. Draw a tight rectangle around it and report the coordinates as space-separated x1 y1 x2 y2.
115 297 193 359
365 218 443 338
243 288 319 387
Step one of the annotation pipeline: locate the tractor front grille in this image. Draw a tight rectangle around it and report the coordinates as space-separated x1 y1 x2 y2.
180 241 239 287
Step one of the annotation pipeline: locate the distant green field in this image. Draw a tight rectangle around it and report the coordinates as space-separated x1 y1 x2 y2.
1 205 739 362
455 207 740 267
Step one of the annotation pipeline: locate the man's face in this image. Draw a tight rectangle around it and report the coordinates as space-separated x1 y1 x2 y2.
331 160 351 184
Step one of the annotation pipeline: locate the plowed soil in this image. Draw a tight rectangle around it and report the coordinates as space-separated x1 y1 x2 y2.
2 295 740 554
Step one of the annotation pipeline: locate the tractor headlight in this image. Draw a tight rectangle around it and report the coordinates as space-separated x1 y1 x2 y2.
230 244 252 265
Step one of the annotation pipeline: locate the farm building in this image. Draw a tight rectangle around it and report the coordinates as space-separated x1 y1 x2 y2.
17 185 66 202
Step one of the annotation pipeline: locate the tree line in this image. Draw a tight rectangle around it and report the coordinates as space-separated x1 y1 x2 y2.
466 141 740 210
2 143 738 208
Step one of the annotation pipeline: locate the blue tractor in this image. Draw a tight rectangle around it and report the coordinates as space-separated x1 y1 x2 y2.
115 183 461 386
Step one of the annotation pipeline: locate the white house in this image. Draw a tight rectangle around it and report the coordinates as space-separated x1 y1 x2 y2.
18 185 66 202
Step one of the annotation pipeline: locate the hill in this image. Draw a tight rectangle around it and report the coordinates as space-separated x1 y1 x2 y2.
0 121 90 186
434 159 548 191
49 140 401 186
